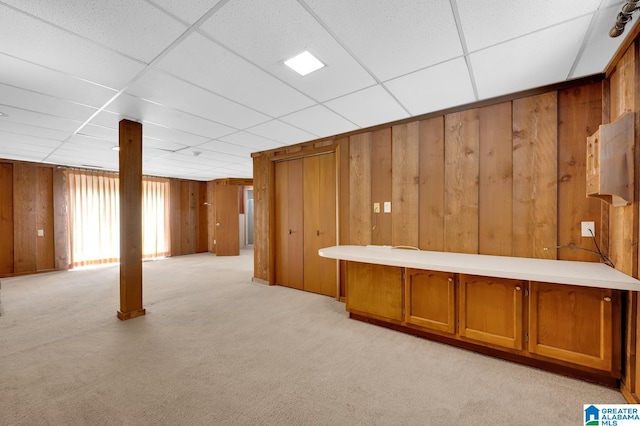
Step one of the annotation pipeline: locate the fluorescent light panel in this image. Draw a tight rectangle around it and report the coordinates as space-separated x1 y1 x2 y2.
284 51 325 76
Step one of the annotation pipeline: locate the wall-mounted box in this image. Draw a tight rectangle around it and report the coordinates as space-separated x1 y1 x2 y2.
586 111 635 207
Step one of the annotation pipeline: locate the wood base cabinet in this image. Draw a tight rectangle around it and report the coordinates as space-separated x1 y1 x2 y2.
404 269 455 334
345 264 621 383
528 281 620 373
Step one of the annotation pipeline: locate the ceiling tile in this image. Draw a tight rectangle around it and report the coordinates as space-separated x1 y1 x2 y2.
200 0 375 102
0 145 49 162
3 0 187 63
103 94 235 139
571 4 629 78
0 106 82 133
0 131 61 149
303 0 463 81
90 111 212 147
0 83 97 122
126 69 270 129
0 5 145 89
324 85 409 129
457 0 602 52
219 132 285 152
65 134 115 150
184 148 247 164
0 54 117 108
198 140 255 158
281 105 357 137
148 0 223 24
385 57 476 116
247 120 317 145
45 151 118 170
470 16 591 100
0 120 70 141
155 32 315 117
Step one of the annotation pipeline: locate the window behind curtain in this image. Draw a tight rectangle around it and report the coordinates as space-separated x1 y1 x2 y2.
67 170 170 268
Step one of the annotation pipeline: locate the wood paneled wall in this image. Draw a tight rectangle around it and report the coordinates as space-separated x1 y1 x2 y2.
0 161 68 277
252 80 606 287
605 38 640 403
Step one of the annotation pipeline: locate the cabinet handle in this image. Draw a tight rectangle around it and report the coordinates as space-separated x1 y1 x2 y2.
448 277 453 282
316 230 320 236
288 229 292 235
216 222 220 227
604 296 612 302
515 285 521 291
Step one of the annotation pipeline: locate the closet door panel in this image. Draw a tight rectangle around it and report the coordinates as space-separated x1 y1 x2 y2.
303 153 337 296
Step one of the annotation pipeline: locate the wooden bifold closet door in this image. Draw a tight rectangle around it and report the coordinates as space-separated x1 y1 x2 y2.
275 153 337 296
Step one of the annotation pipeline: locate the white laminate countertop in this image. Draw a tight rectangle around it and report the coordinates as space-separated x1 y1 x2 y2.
318 245 640 291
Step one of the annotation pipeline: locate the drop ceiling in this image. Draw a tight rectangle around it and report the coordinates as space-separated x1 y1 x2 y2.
0 0 633 180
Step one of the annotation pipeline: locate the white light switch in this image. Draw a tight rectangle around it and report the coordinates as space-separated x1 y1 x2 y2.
383 201 391 213
37 229 44 237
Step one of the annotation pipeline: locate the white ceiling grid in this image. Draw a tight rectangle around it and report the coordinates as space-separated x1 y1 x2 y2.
0 0 631 180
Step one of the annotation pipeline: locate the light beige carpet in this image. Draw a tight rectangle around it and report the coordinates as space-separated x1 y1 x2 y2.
0 249 626 425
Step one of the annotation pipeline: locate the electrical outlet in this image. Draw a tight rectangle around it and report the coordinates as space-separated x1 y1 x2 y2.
581 221 595 237
373 202 380 213
383 201 391 213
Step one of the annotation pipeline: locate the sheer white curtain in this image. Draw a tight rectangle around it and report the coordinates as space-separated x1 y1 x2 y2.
142 177 170 259
67 170 170 268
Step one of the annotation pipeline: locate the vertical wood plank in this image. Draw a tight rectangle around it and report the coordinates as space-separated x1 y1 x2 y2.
252 153 272 282
419 117 445 251
337 136 350 298
207 181 215 253
392 121 420 247
349 133 372 245
53 168 69 270
13 163 37 274
479 102 513 256
198 181 208 253
0 162 14 275
288 159 304 288
274 161 290 286
169 179 181 256
118 119 145 320
371 128 392 245
180 180 191 254
35 167 54 271
558 83 603 262
512 93 558 259
444 109 480 254
608 44 637 277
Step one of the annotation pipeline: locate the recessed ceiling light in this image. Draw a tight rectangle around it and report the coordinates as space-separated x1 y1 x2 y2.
0 112 8 117
111 146 120 151
284 51 325 76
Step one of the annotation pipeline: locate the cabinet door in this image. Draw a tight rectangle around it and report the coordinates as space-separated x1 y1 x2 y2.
303 153 337 297
405 269 455 334
529 282 617 372
346 262 403 323
459 274 524 350
274 160 303 289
